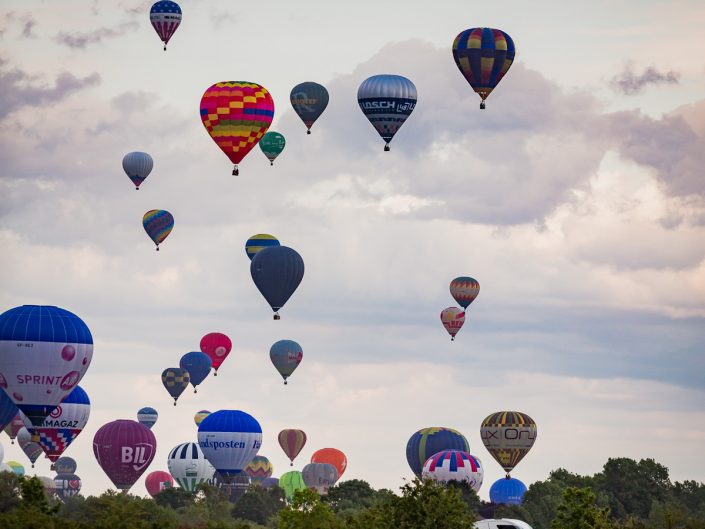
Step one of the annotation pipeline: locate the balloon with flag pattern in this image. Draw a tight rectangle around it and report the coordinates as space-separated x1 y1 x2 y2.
150 1 182 51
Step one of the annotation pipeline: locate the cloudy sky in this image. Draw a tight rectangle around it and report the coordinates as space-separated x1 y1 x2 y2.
1 0 704 500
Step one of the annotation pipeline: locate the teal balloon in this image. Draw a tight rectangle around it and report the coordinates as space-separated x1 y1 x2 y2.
269 340 303 384
259 132 285 165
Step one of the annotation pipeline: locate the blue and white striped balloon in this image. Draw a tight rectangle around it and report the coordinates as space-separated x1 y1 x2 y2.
197 410 262 481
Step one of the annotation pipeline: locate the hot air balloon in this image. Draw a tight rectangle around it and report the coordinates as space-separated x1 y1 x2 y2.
0 305 93 430
490 476 527 505
168 441 216 492
279 470 306 500
406 427 470 478
137 407 158 429
440 307 465 341
250 246 304 320
245 234 280 261
93 419 157 491
53 456 77 474
290 82 329 134
199 81 274 175
244 455 273 483
122 152 153 190
311 448 347 482
145 470 174 497
261 476 279 489
3 414 24 444
197 410 262 482
150 1 181 51
38 476 56 497
278 429 306 466
143 210 174 251
421 450 484 492
32 385 90 462
54 473 81 501
0 390 19 432
449 277 480 309
452 27 515 109
259 132 286 166
161 368 189 406
194 410 211 427
481 411 537 477
302 463 337 495
357 75 417 151
199 333 232 376
17 428 43 467
269 340 303 384
179 352 212 393
6 460 24 477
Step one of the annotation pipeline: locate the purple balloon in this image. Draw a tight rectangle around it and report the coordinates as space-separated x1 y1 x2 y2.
93 419 156 491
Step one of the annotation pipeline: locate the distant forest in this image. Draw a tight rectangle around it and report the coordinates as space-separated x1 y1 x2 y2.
1 457 704 529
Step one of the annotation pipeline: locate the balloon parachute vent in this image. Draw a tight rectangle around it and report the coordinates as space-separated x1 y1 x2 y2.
384 144 390 152
480 101 486 110
273 313 281 320
307 129 311 135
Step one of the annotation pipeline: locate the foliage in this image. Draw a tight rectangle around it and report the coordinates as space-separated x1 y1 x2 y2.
551 487 612 529
232 484 285 525
278 488 343 529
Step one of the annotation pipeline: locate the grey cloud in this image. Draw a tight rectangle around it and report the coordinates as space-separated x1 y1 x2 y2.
211 9 239 30
611 65 680 95
55 21 139 49
0 60 100 119
21 17 37 38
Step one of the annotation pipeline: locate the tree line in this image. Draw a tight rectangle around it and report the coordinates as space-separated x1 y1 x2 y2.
0 457 703 529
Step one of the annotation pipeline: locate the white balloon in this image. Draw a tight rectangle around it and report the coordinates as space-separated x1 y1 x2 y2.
422 450 484 492
122 152 154 189
167 442 215 492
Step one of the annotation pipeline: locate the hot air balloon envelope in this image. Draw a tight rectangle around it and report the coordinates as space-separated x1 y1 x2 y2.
137 407 158 429
279 470 306 500
490 477 527 505
278 428 307 465
250 246 304 319
290 82 329 133
302 462 338 495
33 385 90 462
311 448 347 481
150 1 181 50
481 411 537 475
259 132 286 165
143 210 174 250
406 427 469 478
161 368 190 404
200 333 232 372
168 441 216 492
198 410 262 481
244 455 273 482
122 152 153 189
422 450 484 492
145 470 174 497
270 340 303 383
441 307 465 340
449 277 480 309
179 352 212 389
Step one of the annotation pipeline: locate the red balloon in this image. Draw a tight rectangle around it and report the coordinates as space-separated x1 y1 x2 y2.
93 420 156 491
311 448 347 481
145 470 174 497
199 332 232 374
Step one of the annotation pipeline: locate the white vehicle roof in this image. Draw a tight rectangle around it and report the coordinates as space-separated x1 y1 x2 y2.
473 519 533 529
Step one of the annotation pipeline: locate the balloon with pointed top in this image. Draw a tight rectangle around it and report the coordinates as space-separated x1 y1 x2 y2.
259 132 286 166
122 152 153 190
199 81 274 175
452 27 515 109
150 1 181 51
143 210 174 251
440 307 465 341
358 75 417 151
290 82 329 134
161 368 190 405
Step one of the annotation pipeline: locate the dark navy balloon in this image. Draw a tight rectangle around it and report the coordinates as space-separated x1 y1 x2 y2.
250 246 304 320
53 456 78 474
406 427 470 478
490 476 527 504
161 368 190 405
179 352 212 392
0 389 19 431
137 407 158 429
290 82 329 134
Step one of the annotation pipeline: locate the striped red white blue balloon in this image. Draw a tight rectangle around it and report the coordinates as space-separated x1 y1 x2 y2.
150 1 182 51
422 450 484 492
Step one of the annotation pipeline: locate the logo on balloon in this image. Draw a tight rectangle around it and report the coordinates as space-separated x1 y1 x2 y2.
121 444 154 471
60 371 80 391
215 347 227 357
61 345 76 361
49 406 63 419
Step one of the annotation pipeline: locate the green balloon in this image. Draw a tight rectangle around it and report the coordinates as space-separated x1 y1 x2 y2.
279 470 306 500
259 131 286 166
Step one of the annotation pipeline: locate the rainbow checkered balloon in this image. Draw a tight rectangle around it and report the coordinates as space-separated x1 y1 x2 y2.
199 82 274 175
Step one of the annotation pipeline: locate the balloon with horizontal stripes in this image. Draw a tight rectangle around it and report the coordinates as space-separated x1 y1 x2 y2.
278 428 307 466
449 277 480 309
137 407 158 429
143 210 174 251
167 442 215 492
199 81 274 175
150 1 181 51
357 74 417 151
245 234 280 261
480 411 537 476
452 27 516 109
421 450 484 492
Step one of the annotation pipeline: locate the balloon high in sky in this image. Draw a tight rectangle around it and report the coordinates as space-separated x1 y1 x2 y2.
143 210 174 251
452 27 516 109
150 1 182 51
137 407 158 429
161 368 190 405
199 82 274 176
250 246 304 320
122 152 153 190
179 352 212 393
290 82 330 134
199 333 232 375
269 340 303 384
358 74 417 151
278 428 307 466
259 131 286 166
